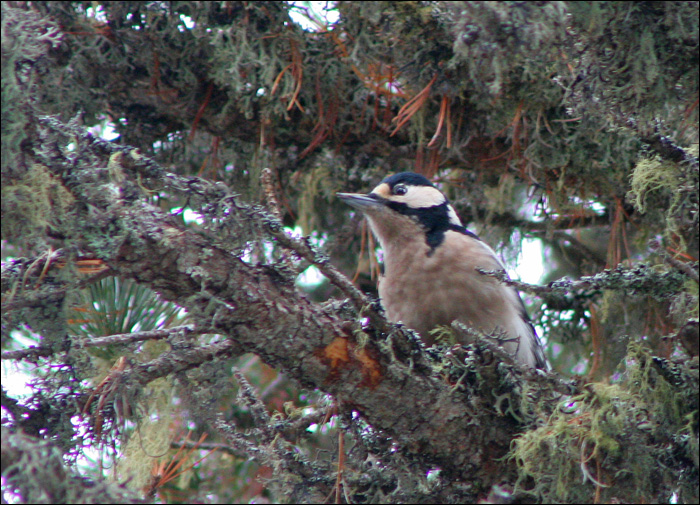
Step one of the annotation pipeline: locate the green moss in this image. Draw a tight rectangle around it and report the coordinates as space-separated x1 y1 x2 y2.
1 164 76 245
629 156 677 213
296 162 336 235
429 325 459 346
628 144 699 252
512 342 696 503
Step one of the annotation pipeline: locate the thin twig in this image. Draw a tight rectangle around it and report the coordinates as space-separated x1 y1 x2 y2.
260 168 297 271
662 255 699 283
1 325 198 361
477 262 686 298
233 368 274 441
267 224 390 333
260 167 283 220
451 321 579 397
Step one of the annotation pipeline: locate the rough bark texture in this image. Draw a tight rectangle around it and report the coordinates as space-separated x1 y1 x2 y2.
2 2 697 503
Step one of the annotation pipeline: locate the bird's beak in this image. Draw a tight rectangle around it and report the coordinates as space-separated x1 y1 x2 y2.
337 192 384 212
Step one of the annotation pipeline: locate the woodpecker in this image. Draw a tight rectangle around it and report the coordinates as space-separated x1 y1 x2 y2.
338 172 548 369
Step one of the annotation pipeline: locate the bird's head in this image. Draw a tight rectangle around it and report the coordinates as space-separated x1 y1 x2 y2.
338 172 465 250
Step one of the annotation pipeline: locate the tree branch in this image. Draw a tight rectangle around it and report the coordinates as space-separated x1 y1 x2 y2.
1 325 199 361
27 116 564 490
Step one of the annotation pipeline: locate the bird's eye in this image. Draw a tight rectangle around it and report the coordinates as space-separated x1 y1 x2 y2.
393 184 408 196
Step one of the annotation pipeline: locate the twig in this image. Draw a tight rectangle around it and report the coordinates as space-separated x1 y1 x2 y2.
130 339 241 386
260 167 283 220
662 256 699 284
2 252 114 313
1 325 198 361
640 133 699 167
267 223 391 333
260 167 297 271
543 230 607 267
648 239 699 283
451 321 579 397
477 263 686 299
170 440 245 458
177 373 333 502
233 368 273 441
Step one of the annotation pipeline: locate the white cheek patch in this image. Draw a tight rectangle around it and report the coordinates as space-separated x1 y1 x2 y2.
402 186 446 208
446 204 463 226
